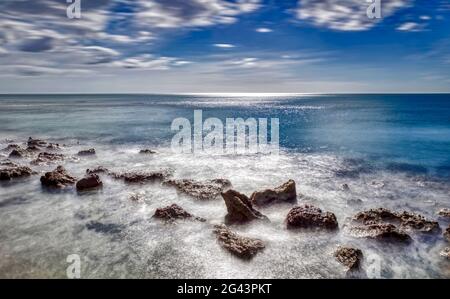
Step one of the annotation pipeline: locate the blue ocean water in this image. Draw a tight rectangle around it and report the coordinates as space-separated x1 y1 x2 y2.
1 93 449 178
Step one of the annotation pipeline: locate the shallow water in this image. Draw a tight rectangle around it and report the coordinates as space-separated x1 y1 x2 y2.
0 94 449 278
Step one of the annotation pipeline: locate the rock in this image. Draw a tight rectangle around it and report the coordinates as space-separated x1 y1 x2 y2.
444 225 450 242
27 137 47 147
1 144 20 151
8 149 29 158
342 184 350 191
438 208 450 219
353 208 439 233
440 247 450 259
76 174 103 191
0 166 35 181
221 189 269 225
349 223 411 243
0 160 19 167
40 166 77 188
111 170 171 183
286 205 338 230
334 246 363 270
250 179 297 206
31 152 64 165
164 178 231 200
26 145 40 152
153 204 206 222
213 224 265 259
78 148 96 156
139 149 157 154
86 166 109 175
46 143 61 150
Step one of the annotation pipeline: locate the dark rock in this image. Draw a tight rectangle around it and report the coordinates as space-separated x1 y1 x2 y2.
0 166 35 181
221 189 269 225
286 205 338 230
26 145 40 152
397 211 440 233
112 170 170 183
86 166 109 175
334 246 363 270
438 208 450 219
8 148 29 158
342 184 350 191
31 152 64 165
86 221 124 234
349 223 411 243
444 225 450 242
440 247 450 259
78 148 96 156
27 137 47 147
40 166 77 188
213 224 265 259
250 179 297 206
0 160 19 167
1 144 20 151
139 149 157 154
164 178 231 200
153 204 206 222
46 143 61 150
76 174 103 191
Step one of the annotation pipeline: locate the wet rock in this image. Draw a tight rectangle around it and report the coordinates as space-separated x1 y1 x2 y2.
164 178 231 200
27 137 47 147
40 166 77 188
334 246 363 270
250 179 297 206
78 148 96 156
31 152 64 165
139 149 157 154
8 148 29 158
76 174 103 191
26 145 41 152
86 221 124 235
0 166 35 181
213 224 265 259
1 144 20 152
440 247 450 259
342 184 350 191
286 205 338 230
444 225 450 242
438 208 450 219
46 143 61 150
153 204 206 222
221 189 269 225
111 170 171 184
349 223 411 243
86 166 109 175
0 160 19 167
353 208 439 233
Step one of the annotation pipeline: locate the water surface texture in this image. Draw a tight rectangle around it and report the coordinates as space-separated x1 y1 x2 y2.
0 94 449 278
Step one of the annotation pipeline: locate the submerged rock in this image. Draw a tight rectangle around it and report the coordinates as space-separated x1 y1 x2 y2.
164 178 231 200
221 189 269 225
286 205 338 230
440 247 450 259
334 246 363 270
40 166 77 188
27 137 47 147
438 208 450 219
31 152 64 165
213 224 265 259
0 166 35 181
86 166 109 175
78 148 96 156
76 174 103 191
112 170 170 183
86 221 124 235
444 225 450 242
250 179 297 206
153 204 206 222
139 149 157 154
342 184 350 191
349 223 411 243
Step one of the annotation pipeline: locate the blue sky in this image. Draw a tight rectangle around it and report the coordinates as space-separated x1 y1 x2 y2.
0 0 449 93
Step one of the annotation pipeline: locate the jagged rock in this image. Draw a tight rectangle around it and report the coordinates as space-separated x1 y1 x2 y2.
31 152 64 165
26 145 40 152
444 225 450 242
440 247 450 259
0 166 35 181
86 166 109 175
46 143 61 150
76 174 103 191
334 246 363 270
8 148 29 158
78 148 96 156
221 189 269 225
153 204 206 222
250 180 297 206
111 170 170 183
213 224 265 259
27 137 47 147
349 223 411 243
353 208 439 233
0 160 18 167
286 205 338 230
164 178 231 200
40 166 76 188
1 144 20 151
139 149 157 154
438 208 450 219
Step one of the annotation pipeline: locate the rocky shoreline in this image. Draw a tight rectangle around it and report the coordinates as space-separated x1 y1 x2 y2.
1 137 450 271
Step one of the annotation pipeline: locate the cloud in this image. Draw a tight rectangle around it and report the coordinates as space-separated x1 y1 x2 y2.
396 22 425 32
296 0 411 31
213 43 236 48
256 27 273 33
112 54 189 70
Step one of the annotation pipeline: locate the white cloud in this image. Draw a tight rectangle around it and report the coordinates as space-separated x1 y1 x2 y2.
256 27 273 33
213 43 236 48
296 0 410 31
397 22 425 31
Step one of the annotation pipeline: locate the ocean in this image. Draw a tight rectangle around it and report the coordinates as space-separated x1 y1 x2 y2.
0 93 449 278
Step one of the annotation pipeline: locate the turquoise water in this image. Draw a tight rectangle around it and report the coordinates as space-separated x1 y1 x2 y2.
0 94 449 278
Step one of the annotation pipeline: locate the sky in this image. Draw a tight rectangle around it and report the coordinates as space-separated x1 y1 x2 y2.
0 0 449 93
